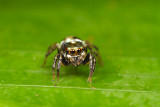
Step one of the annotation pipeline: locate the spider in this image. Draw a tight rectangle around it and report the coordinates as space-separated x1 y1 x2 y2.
42 36 102 83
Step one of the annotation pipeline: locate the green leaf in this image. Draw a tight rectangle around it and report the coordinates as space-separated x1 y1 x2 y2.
1 0 160 106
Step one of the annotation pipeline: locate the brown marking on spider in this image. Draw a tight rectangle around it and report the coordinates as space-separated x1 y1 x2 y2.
42 36 102 83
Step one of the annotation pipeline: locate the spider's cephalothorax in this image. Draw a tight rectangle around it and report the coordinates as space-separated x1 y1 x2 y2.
60 37 87 66
42 36 102 83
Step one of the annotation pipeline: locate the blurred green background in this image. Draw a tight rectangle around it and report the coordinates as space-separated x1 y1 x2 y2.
0 0 160 106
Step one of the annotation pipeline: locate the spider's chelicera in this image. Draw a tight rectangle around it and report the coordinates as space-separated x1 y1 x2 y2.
42 36 102 83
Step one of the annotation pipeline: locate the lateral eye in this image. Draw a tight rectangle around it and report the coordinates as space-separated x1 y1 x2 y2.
82 47 87 52
70 49 75 55
77 48 81 54
66 49 69 54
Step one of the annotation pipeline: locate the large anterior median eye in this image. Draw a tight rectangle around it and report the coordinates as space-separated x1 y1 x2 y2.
77 48 82 54
70 49 75 55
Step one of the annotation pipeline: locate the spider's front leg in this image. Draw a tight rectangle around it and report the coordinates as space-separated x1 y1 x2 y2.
53 54 69 82
52 54 59 81
42 43 58 67
56 54 62 83
83 53 96 83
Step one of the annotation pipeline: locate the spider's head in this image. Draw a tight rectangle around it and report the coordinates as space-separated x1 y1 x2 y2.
60 36 87 66
65 47 87 66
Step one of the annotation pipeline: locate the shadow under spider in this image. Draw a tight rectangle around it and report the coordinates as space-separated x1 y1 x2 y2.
42 56 122 85
41 64 90 78
61 65 90 78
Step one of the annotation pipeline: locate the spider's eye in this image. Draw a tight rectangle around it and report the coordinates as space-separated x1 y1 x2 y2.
77 48 82 54
66 49 69 54
82 47 87 52
70 49 75 55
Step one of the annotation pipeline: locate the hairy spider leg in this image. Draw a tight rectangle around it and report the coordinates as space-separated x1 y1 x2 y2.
52 54 59 81
85 41 103 66
88 53 96 83
83 53 96 83
57 54 62 83
42 43 58 67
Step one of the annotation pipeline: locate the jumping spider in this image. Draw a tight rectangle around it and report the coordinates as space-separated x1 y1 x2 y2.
42 36 102 83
